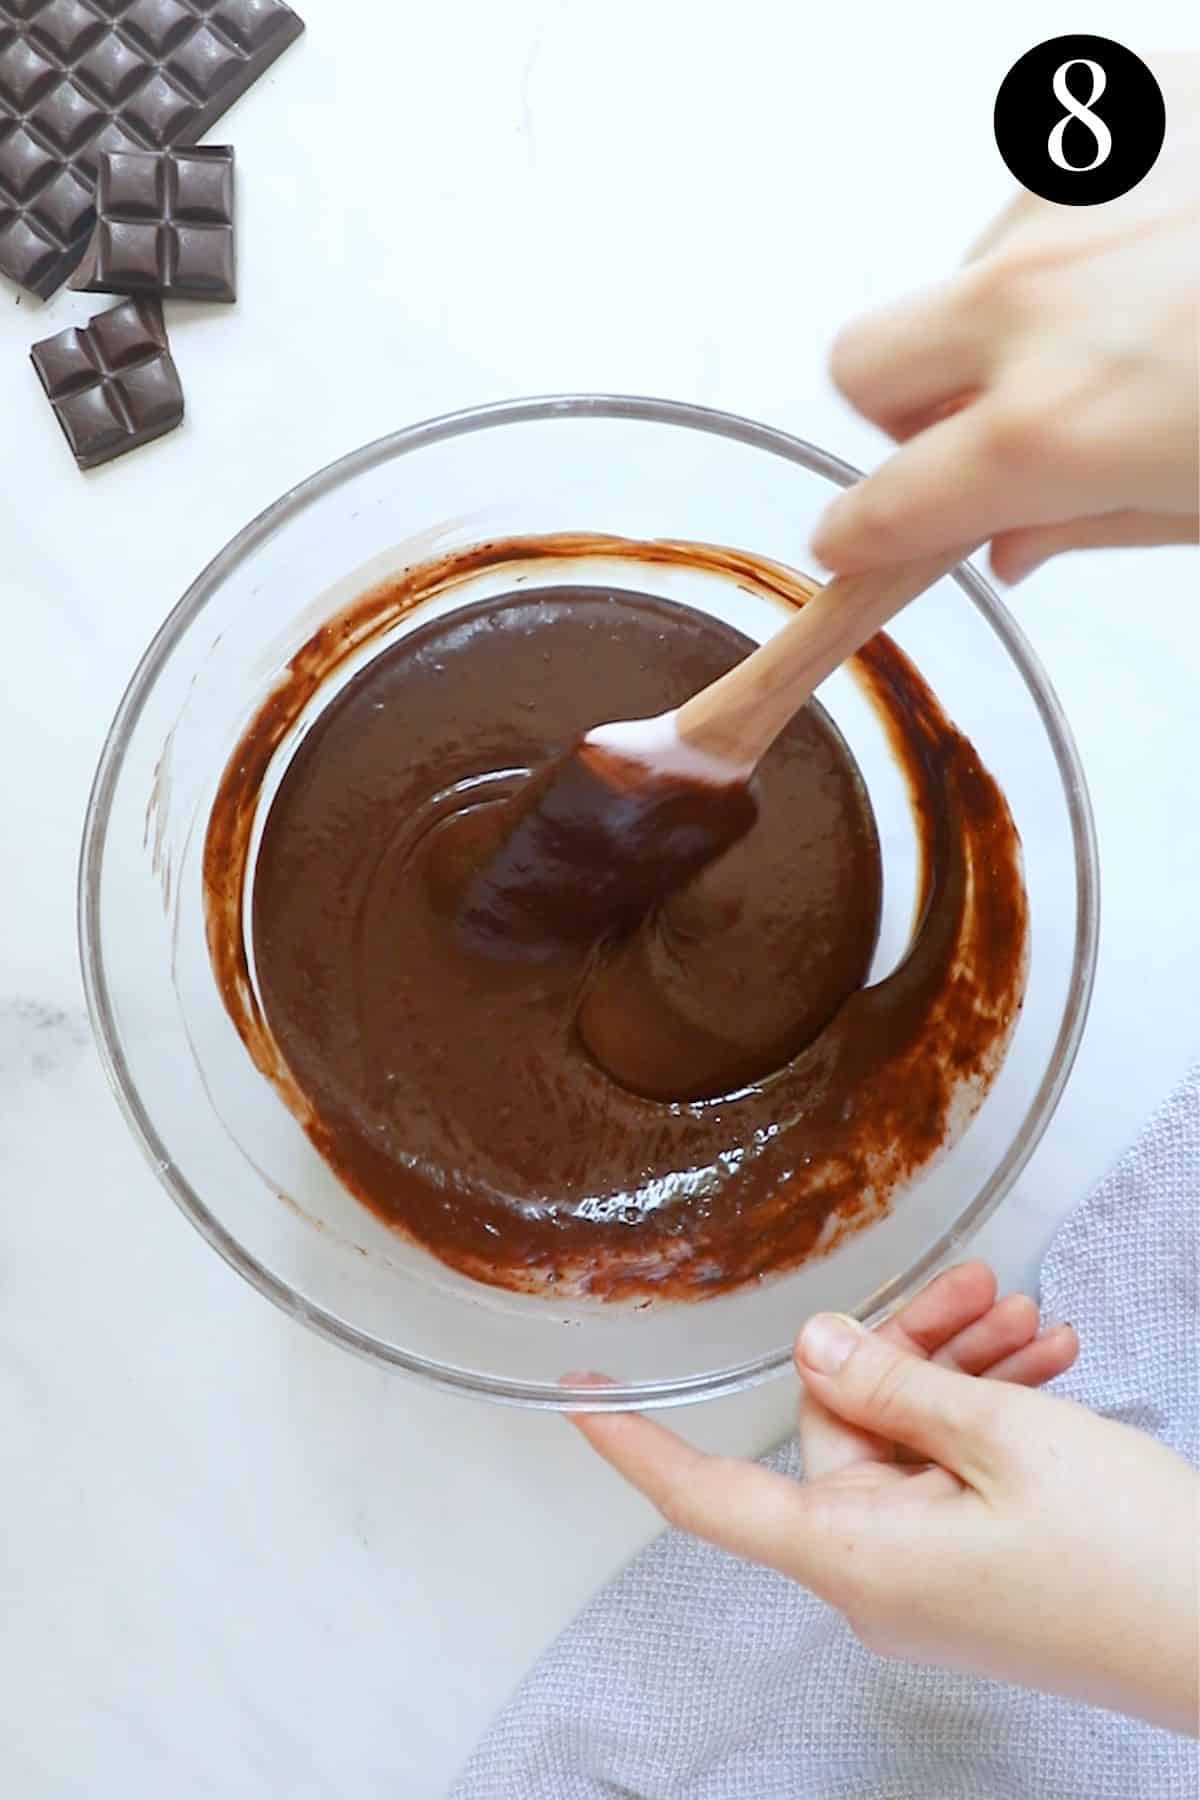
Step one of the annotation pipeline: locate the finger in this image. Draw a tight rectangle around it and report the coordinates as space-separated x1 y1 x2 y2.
990 510 1200 584
797 1377 881 1480
796 1313 1011 1486
797 1263 997 1479
573 1409 944 1606
829 274 994 433
570 1408 821 1573
963 191 1039 261
984 1322 1079 1387
932 1292 1039 1375
887 389 978 445
891 1315 1076 1465
880 1261 998 1356
810 400 1043 574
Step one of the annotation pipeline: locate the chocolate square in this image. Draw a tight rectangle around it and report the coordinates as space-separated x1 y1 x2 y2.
209 1 294 54
70 143 235 299
120 0 196 57
1 119 53 195
74 32 147 104
167 23 245 99
30 295 184 468
175 146 229 220
54 382 129 463
73 117 142 183
171 217 231 294
0 209 59 292
28 74 96 149
27 158 89 235
0 0 303 297
97 216 164 284
28 1 106 60
0 37 58 107
89 290 168 363
100 143 165 211
122 66 198 138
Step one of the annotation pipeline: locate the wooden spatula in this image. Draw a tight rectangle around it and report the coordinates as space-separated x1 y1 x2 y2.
457 548 967 955
588 547 965 779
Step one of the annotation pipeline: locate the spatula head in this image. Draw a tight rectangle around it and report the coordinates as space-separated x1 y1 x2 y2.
455 740 758 960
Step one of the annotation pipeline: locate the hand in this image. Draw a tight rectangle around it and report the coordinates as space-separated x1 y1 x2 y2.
571 1262 1200 1735
811 54 1200 584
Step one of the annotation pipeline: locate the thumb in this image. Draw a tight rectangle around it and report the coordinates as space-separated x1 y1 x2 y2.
796 1314 1010 1487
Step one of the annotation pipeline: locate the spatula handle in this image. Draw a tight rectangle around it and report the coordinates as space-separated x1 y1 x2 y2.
675 547 969 769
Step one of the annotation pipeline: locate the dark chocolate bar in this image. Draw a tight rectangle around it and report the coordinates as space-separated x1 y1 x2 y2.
0 0 303 298
70 143 234 299
30 295 183 467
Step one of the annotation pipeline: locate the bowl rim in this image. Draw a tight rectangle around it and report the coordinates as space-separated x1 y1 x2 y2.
78 393 1099 1410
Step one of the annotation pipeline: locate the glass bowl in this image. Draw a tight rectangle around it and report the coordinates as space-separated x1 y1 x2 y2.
79 396 1098 1410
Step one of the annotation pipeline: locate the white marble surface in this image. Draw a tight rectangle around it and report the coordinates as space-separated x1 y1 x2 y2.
1 2 1197 1793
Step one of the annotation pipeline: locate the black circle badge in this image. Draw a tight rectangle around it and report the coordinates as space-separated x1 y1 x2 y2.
994 35 1165 206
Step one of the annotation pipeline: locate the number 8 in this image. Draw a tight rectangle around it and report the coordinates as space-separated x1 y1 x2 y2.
1048 59 1113 171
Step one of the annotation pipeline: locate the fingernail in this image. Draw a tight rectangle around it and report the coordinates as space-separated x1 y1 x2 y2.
799 1312 862 1374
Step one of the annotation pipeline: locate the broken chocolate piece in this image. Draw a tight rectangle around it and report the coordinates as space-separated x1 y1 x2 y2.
0 0 303 298
30 294 183 468
69 144 235 300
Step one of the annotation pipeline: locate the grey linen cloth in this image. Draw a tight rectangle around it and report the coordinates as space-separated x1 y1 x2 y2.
454 1068 1200 1799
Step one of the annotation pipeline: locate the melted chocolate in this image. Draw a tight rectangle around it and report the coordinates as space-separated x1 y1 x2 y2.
203 536 1027 1302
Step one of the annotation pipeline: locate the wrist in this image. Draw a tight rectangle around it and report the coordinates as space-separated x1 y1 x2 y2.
1059 1444 1199 1733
